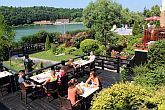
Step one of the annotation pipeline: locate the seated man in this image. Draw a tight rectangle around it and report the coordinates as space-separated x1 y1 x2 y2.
18 70 36 88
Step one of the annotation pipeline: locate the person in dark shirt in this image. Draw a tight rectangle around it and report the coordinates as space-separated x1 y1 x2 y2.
24 54 34 73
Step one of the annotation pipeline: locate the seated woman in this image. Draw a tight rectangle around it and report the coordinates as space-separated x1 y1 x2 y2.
57 67 66 86
68 78 83 105
42 69 57 86
66 59 76 69
85 71 100 88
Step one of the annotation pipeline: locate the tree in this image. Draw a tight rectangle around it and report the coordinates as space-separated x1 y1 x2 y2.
0 14 15 61
45 35 51 51
132 21 140 35
83 0 122 46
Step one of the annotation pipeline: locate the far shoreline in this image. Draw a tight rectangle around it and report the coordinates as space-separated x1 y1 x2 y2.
12 22 84 28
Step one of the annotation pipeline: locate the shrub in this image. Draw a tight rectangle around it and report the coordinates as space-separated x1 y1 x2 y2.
120 65 133 82
134 65 165 88
91 83 156 110
72 49 85 56
133 65 149 76
147 40 165 69
50 43 57 54
45 35 51 51
80 39 99 53
56 44 65 54
64 47 77 55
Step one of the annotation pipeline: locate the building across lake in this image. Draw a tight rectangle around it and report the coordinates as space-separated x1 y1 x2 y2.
33 19 70 25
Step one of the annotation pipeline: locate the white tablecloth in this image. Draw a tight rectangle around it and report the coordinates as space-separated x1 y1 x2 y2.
74 60 91 66
0 71 12 78
78 82 99 98
30 70 52 83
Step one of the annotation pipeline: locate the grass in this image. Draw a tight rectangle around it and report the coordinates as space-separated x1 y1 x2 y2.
30 50 75 61
3 59 25 71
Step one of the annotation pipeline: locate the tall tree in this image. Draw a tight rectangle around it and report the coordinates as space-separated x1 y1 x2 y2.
0 13 15 61
45 35 51 51
83 0 122 47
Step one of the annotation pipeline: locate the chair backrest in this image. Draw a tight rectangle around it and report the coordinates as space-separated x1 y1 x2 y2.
59 96 72 110
98 78 102 91
61 75 68 86
46 80 58 90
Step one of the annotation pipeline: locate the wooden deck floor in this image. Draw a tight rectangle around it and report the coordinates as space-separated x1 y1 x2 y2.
0 69 120 110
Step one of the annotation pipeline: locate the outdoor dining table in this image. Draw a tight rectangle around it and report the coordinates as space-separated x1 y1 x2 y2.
78 82 99 98
73 59 92 67
0 71 12 78
30 70 53 83
77 82 99 109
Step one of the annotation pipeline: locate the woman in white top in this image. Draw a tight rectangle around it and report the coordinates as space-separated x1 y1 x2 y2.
88 51 96 62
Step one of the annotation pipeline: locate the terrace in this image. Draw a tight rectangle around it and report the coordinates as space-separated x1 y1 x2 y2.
0 55 130 110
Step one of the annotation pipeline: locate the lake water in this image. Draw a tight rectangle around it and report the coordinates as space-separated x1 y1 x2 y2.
14 24 85 41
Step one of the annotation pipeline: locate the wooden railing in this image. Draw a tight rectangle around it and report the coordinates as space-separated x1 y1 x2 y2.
0 54 135 91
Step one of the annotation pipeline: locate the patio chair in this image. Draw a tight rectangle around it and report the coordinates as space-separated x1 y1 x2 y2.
59 95 82 110
19 83 35 104
58 75 68 96
0 75 12 96
46 80 58 102
84 61 95 75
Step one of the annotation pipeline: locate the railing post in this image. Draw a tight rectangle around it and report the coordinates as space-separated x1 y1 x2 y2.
101 59 104 70
117 57 120 73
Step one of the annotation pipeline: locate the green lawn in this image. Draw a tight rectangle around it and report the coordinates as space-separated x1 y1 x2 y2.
30 50 75 61
3 59 25 71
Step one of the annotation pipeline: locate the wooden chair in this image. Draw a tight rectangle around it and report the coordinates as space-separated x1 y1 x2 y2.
59 96 82 110
46 80 58 102
84 61 95 75
58 75 68 96
0 75 12 96
19 83 35 104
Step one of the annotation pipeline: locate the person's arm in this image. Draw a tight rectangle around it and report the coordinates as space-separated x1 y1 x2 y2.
42 78 50 85
85 77 91 84
76 85 83 95
95 77 99 88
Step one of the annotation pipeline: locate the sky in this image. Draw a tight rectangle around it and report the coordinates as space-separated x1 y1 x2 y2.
0 0 162 12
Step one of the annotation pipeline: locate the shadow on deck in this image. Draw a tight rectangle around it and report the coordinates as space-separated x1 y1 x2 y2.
0 69 120 110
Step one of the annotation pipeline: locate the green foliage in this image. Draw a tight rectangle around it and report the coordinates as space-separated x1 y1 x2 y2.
50 43 57 54
120 65 133 82
65 29 86 36
83 0 122 44
45 35 51 51
95 44 106 56
64 47 77 55
143 5 160 17
0 13 15 61
20 31 61 44
72 49 85 56
147 40 165 69
91 83 156 110
134 65 165 88
0 6 83 26
132 21 140 35
56 44 66 54
80 39 99 53
133 65 150 76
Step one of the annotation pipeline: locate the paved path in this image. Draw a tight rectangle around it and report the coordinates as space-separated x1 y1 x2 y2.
11 55 59 65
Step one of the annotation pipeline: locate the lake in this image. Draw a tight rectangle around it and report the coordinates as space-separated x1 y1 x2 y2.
14 24 85 41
